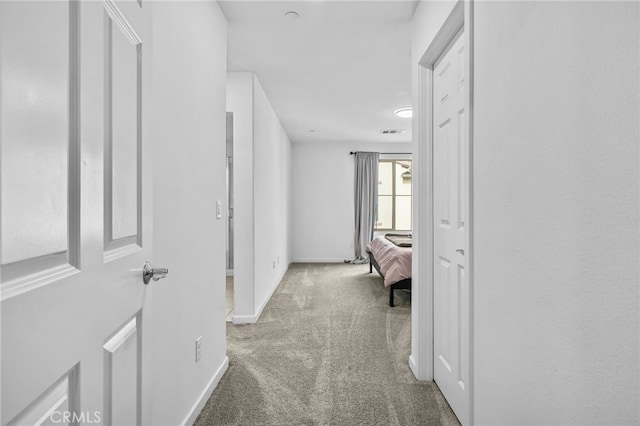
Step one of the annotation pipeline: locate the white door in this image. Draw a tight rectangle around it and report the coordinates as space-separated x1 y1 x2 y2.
433 31 470 425
1 1 155 425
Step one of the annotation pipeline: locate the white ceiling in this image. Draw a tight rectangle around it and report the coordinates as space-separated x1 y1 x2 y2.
218 1 418 144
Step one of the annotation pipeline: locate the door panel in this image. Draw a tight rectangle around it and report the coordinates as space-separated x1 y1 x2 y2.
106 1 141 244
0 0 77 285
6 366 79 426
433 31 470 425
103 316 139 426
1 1 153 425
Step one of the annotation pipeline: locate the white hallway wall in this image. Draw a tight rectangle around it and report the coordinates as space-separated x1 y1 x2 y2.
227 72 292 323
253 77 293 309
413 1 639 424
292 142 412 263
152 2 228 425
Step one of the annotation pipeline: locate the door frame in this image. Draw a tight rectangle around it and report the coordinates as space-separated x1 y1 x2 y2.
226 111 234 276
411 0 474 423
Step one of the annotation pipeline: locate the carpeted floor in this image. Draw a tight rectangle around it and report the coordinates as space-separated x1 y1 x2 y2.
195 263 460 426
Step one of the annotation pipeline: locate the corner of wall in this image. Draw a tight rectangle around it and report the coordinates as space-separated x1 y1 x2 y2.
228 71 292 323
151 2 229 425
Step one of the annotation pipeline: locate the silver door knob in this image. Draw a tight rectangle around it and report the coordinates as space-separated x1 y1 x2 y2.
142 261 169 285
456 249 465 255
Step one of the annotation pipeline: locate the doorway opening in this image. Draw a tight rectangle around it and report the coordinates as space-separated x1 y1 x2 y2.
226 112 234 322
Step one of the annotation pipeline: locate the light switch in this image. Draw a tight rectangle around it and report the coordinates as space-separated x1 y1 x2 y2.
216 201 222 219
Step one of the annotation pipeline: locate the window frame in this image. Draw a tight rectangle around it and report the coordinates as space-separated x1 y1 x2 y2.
375 159 412 232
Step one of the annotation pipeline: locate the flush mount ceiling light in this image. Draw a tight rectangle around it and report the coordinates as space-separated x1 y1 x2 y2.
394 107 413 118
284 11 299 21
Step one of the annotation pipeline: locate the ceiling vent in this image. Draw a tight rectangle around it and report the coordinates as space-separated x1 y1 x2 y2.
380 129 407 135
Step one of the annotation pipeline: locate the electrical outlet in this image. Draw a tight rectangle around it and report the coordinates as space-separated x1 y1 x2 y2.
272 260 276 268
195 336 202 362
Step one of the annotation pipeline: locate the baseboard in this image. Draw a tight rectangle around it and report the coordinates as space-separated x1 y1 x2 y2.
231 313 257 324
408 354 419 380
181 356 229 426
291 258 348 263
232 264 290 324
254 264 289 321
408 354 432 382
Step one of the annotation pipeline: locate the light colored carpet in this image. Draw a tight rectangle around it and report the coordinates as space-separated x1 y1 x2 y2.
195 263 460 426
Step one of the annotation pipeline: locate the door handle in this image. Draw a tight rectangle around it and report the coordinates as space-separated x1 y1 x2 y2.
142 261 169 285
456 249 465 255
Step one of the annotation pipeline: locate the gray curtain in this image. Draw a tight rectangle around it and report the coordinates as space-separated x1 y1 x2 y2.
348 152 379 264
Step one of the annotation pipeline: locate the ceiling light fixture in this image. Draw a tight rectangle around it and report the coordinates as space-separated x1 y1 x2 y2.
284 11 299 21
394 107 413 118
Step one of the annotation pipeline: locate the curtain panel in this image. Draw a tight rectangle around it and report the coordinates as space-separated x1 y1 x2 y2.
348 152 379 264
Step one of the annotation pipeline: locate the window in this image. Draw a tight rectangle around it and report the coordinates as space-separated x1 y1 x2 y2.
376 159 412 231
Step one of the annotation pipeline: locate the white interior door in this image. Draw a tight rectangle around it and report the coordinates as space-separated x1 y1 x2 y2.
1 1 154 425
433 30 470 425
